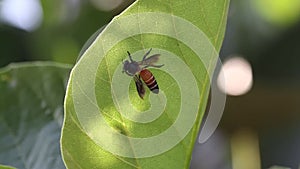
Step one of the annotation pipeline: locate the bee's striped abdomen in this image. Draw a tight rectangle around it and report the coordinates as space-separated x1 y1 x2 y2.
140 69 159 94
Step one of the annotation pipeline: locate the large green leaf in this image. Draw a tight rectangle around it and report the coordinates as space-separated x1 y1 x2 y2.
62 0 229 168
0 62 71 169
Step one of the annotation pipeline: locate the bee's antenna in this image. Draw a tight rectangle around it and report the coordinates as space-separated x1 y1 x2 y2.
127 51 133 62
142 48 152 61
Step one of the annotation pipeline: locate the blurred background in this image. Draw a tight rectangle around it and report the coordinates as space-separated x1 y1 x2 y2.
0 0 299 168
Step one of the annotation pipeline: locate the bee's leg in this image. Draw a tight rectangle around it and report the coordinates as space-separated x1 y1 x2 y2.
142 65 149 69
127 51 133 62
151 64 164 68
142 48 152 61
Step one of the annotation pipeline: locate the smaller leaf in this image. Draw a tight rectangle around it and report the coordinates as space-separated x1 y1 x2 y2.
0 62 71 169
0 164 16 169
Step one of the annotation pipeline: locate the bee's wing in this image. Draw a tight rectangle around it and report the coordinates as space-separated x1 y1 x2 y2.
134 75 145 99
138 54 160 65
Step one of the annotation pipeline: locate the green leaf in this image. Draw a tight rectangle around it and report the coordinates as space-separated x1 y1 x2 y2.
0 164 16 169
0 62 71 169
62 0 229 168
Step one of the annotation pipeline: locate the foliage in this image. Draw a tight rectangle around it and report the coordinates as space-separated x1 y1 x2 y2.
0 62 70 169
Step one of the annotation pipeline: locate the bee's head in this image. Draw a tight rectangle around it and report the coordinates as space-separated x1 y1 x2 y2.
122 60 140 76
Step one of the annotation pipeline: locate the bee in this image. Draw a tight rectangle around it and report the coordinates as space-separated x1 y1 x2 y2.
122 48 164 99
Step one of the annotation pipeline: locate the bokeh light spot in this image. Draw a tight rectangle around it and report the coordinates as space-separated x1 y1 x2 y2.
0 0 43 31
218 56 253 96
252 0 300 27
231 129 261 169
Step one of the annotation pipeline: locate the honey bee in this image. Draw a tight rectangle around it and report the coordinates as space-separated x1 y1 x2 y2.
122 48 164 99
